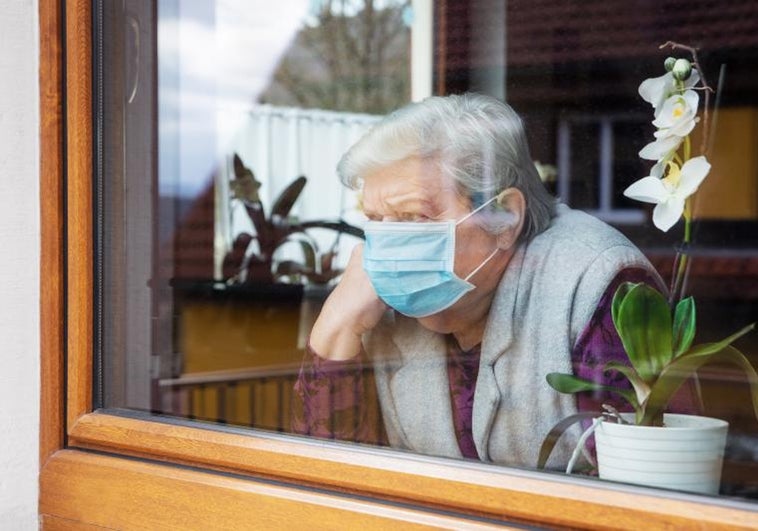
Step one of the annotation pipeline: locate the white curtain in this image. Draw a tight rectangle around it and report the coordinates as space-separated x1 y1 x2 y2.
219 105 381 276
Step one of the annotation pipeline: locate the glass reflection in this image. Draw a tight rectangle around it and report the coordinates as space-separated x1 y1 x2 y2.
99 0 758 500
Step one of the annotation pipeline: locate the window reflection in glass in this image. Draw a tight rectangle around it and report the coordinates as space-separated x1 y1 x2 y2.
99 0 758 501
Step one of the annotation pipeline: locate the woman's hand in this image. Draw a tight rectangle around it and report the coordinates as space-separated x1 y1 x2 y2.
309 244 387 361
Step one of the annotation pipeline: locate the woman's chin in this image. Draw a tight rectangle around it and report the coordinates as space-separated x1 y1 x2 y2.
416 312 457 335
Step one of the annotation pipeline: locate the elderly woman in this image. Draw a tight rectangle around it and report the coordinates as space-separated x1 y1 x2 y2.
292 93 664 468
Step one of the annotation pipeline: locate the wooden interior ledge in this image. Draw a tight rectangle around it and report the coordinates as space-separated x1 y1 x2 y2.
40 450 521 530
64 411 758 530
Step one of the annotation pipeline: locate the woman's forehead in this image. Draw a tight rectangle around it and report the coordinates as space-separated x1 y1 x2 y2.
362 157 465 216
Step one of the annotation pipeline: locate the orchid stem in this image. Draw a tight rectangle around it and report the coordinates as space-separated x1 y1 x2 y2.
683 136 691 162
659 41 715 155
655 42 710 306
684 202 692 243
671 202 692 305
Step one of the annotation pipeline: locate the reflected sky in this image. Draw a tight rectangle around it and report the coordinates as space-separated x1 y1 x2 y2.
158 0 310 197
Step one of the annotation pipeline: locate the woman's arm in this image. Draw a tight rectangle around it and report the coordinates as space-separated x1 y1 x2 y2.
309 245 388 360
292 342 387 445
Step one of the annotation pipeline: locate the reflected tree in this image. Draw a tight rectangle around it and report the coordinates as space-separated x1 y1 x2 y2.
259 0 411 114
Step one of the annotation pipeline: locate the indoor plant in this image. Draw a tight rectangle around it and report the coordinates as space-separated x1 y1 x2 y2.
223 153 363 285
176 155 365 381
538 44 758 495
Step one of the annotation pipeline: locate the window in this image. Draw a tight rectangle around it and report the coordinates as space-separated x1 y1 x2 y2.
556 113 649 223
40 0 758 527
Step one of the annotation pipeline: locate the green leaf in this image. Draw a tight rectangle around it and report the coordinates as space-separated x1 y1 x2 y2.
603 361 650 407
672 296 696 357
613 283 673 382
611 281 636 330
546 373 637 410
642 344 758 426
686 323 755 358
537 412 602 469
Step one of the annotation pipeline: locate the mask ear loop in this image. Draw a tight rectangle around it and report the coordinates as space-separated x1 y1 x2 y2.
464 247 500 281
455 194 498 226
456 194 502 282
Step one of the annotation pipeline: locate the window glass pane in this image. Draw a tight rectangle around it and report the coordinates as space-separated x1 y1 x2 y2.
612 118 650 211
98 0 758 502
567 121 601 210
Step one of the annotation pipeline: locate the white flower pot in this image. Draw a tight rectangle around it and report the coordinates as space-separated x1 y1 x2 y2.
595 413 728 495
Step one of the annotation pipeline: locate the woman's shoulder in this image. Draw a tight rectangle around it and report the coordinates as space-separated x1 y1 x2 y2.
512 205 661 319
536 204 638 255
521 205 649 277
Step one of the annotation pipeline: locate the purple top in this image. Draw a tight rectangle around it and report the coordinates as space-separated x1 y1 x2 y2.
292 269 694 458
445 335 480 458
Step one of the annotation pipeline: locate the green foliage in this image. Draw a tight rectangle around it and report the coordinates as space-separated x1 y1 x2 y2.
611 283 673 382
546 373 636 409
602 361 650 406
539 283 756 470
546 282 756 427
541 49 755 472
672 296 696 357
641 343 758 425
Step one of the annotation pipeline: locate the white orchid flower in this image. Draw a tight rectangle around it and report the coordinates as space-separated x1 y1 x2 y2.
639 135 682 161
638 70 700 117
652 90 699 139
639 90 700 161
649 160 665 179
623 156 711 232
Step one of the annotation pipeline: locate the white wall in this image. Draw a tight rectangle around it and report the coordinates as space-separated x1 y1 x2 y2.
0 0 40 528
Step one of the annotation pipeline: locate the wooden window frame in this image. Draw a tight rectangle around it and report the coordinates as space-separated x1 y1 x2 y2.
39 0 758 527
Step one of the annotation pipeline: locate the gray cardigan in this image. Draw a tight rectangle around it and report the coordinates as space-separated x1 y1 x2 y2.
363 204 660 468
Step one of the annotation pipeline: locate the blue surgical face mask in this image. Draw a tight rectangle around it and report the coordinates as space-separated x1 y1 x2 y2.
363 197 500 318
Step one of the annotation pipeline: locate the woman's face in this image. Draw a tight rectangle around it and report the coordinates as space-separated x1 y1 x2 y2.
362 156 465 222
361 156 506 334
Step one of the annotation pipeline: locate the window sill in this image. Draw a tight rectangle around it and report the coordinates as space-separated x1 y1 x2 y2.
40 449 513 529
63 410 758 529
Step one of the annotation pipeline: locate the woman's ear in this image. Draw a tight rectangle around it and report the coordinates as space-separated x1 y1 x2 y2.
495 188 526 250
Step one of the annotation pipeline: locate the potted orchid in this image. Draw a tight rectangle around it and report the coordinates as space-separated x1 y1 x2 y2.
539 44 758 495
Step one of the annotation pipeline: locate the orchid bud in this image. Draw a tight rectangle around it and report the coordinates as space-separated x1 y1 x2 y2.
672 58 693 81
664 57 677 72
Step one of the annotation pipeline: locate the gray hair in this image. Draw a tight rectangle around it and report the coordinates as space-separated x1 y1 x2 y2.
337 93 556 241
